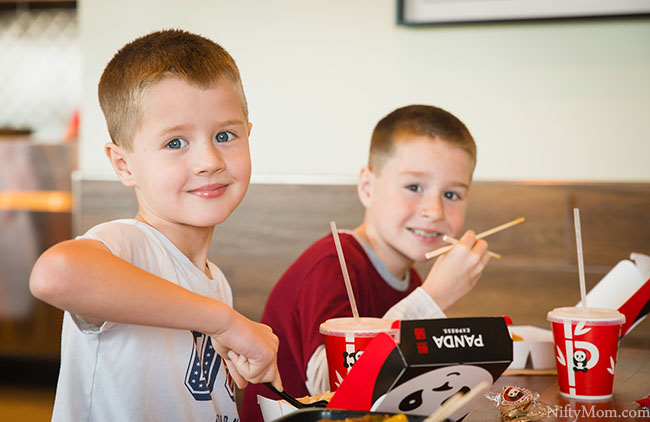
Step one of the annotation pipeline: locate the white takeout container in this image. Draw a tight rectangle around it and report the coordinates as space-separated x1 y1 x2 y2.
507 325 555 370
578 253 650 337
257 395 298 421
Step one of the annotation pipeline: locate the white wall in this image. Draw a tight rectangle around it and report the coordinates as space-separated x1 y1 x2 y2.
78 0 650 183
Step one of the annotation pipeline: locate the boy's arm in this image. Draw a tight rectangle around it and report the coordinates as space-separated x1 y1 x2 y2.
383 287 446 321
31 238 229 329
29 238 282 389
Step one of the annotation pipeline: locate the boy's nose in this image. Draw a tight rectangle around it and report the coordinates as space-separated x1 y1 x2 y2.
420 195 444 219
192 143 226 175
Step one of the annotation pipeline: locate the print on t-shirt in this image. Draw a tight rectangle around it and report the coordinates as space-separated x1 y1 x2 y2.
185 331 220 400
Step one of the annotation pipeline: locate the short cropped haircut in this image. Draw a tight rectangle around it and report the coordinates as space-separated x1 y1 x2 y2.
98 29 247 150
368 105 476 173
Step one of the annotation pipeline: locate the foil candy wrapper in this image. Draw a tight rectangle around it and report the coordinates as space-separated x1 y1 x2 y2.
486 386 553 422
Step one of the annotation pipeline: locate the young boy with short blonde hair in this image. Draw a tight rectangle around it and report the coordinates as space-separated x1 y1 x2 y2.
30 29 281 421
242 104 490 421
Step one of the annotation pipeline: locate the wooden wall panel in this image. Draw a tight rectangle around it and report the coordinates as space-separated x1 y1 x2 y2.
464 183 568 265
73 179 137 236
74 180 650 348
0 212 69 359
212 184 363 261
0 143 77 359
570 184 650 266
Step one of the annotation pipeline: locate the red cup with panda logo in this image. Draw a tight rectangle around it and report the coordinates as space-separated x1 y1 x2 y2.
319 317 397 392
547 307 625 400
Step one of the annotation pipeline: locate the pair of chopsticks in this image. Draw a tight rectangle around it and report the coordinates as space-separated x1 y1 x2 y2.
424 380 491 422
425 217 525 260
442 235 502 259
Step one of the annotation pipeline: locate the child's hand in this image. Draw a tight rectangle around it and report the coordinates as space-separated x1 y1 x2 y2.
224 350 281 391
421 230 490 310
209 311 282 390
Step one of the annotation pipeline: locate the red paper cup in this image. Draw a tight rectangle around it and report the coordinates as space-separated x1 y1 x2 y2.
319 317 396 391
547 307 625 400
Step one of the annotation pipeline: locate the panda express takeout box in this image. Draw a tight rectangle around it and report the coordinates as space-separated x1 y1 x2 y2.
327 317 513 420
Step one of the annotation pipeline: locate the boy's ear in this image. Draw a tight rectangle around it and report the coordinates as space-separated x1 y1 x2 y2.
356 166 374 208
104 142 135 187
248 121 253 136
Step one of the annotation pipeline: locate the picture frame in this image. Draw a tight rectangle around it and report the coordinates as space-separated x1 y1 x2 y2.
397 0 650 25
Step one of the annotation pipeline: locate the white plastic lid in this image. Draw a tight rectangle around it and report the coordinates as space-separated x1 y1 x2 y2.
319 317 395 337
547 306 625 326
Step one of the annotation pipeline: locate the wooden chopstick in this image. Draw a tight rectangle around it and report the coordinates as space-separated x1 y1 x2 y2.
442 235 502 259
424 392 463 422
425 217 525 259
424 380 491 422
474 217 526 240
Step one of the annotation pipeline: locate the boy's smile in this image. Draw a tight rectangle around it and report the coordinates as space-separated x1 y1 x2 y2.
407 227 444 241
356 136 474 278
107 76 251 248
188 183 229 199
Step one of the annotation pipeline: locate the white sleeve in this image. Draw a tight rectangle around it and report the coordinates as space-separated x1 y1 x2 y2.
305 344 330 395
68 312 109 333
383 287 446 321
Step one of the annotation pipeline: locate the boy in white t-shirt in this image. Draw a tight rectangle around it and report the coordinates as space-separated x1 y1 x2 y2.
29 29 281 421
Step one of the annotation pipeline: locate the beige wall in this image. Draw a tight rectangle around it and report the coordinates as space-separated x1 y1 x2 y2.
78 0 650 183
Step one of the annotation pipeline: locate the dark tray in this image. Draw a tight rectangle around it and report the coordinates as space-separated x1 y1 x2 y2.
272 408 429 422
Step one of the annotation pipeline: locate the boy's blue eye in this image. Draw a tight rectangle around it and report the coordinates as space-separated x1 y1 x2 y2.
444 191 461 200
166 138 188 149
215 131 234 143
406 184 422 193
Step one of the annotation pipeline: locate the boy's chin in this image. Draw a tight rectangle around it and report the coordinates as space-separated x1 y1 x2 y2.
189 217 229 227
412 253 430 263
176 214 231 228
408 247 437 263
186 208 238 227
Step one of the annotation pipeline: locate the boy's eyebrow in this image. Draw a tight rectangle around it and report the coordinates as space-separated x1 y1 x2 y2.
158 124 190 137
398 170 470 189
213 119 247 127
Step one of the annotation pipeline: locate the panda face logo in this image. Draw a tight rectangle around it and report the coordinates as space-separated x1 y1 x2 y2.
505 387 524 402
573 350 588 372
500 386 530 406
342 350 363 369
371 365 492 419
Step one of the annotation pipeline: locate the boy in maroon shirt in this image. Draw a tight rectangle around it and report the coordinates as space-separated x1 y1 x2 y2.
242 105 490 420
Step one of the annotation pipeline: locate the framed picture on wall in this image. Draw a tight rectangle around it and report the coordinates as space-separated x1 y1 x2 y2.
398 0 650 25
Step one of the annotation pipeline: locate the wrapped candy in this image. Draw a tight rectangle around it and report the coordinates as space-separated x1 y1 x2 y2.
486 386 552 422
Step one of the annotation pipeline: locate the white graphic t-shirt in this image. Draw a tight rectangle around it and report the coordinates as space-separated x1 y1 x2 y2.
52 219 238 422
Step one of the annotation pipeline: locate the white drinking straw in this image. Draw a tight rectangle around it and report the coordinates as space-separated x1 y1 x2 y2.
573 208 588 308
330 221 360 320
